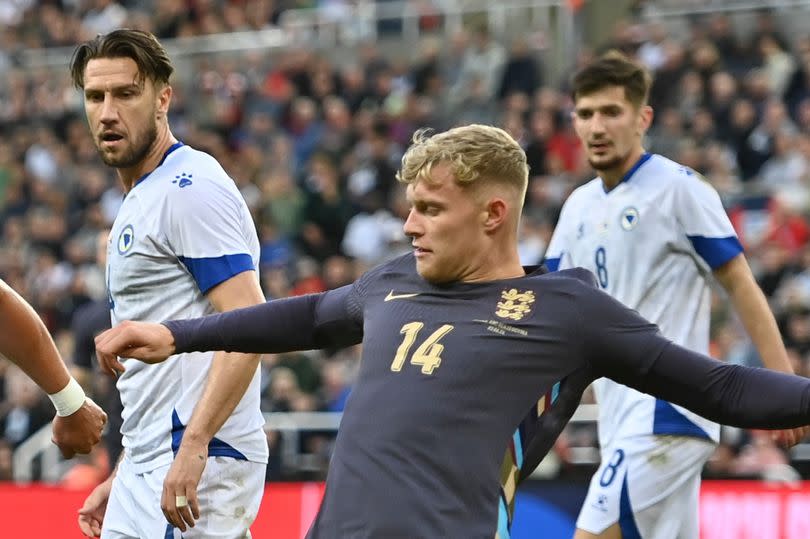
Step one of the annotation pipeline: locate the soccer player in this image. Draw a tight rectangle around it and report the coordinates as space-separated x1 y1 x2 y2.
70 30 267 538
537 52 805 539
0 279 107 458
95 124 810 539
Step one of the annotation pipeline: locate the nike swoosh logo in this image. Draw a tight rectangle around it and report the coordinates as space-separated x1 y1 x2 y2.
385 290 420 302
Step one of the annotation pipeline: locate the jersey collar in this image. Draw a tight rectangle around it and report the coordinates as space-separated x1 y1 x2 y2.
602 152 652 193
132 141 185 190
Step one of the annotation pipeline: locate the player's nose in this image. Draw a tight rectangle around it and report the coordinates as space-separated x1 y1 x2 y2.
403 209 422 238
589 113 607 133
99 95 119 123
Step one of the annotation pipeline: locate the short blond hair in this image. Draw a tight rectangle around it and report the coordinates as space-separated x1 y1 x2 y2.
397 124 529 202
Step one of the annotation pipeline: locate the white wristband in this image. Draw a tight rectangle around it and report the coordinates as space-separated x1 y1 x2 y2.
48 377 86 417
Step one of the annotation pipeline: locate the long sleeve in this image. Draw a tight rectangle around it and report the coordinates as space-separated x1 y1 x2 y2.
165 284 364 354
578 284 810 429
612 341 810 429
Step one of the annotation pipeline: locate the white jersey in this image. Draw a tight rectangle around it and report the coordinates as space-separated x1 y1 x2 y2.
545 153 742 448
107 143 268 474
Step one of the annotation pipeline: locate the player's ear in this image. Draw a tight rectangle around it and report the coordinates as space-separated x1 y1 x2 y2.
156 84 172 120
637 105 653 135
482 197 508 233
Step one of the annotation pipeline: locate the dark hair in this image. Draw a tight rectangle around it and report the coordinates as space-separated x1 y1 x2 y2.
70 29 173 89
572 50 652 108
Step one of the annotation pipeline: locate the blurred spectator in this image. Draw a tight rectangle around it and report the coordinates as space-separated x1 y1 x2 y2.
263 366 303 413
498 37 542 101
319 353 355 413
0 438 12 480
758 34 796 99
1 366 52 449
82 0 128 35
707 71 738 142
647 106 685 159
449 23 506 108
756 194 810 257
410 36 442 98
705 14 748 76
758 131 808 194
299 152 355 261
341 189 408 265
637 20 669 73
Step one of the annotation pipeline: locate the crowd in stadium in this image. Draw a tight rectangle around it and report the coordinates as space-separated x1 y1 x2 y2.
1 1 810 484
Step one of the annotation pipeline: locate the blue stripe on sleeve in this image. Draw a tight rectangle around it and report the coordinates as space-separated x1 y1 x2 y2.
178 253 255 294
686 235 743 269
544 257 561 272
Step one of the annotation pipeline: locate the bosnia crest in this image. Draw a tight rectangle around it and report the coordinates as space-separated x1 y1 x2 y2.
117 224 135 255
619 207 639 231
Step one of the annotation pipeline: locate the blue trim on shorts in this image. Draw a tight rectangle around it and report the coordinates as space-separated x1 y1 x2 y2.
653 400 712 440
171 409 248 460
618 474 643 539
164 524 175 539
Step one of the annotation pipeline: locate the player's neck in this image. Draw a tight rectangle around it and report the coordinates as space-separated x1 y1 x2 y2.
600 147 646 192
118 128 178 192
461 243 525 283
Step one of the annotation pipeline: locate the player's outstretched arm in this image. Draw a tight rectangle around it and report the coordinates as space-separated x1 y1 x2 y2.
95 284 365 374
166 284 364 354
615 341 810 429
579 285 810 430
0 279 107 458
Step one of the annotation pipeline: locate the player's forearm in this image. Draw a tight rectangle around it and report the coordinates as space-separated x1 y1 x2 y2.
0 281 71 394
631 342 810 429
716 255 793 374
180 350 260 446
165 286 363 355
728 282 793 373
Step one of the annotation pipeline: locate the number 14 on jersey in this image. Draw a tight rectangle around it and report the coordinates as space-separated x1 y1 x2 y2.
390 322 454 375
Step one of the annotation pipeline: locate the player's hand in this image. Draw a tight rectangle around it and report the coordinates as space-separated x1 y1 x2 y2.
95 321 176 375
772 426 810 448
52 398 108 458
161 442 207 531
78 476 113 537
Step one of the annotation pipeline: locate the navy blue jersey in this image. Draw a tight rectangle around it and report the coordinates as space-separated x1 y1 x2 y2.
167 253 810 538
